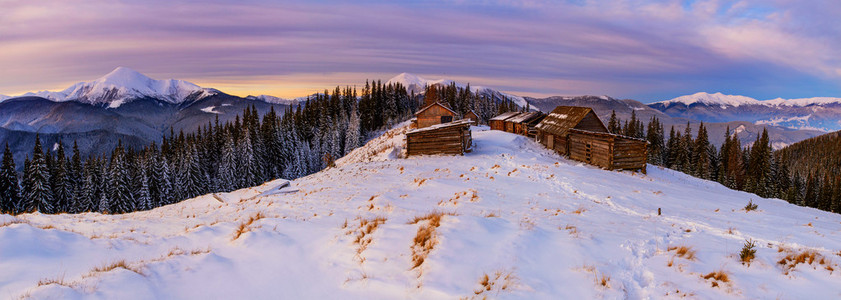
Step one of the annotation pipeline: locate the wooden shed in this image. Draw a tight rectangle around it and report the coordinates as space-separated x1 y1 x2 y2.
406 119 473 156
489 112 520 131
535 106 608 155
414 102 456 129
463 110 479 125
567 129 648 173
506 111 545 136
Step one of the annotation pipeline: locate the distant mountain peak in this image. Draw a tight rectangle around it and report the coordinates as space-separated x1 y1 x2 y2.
655 92 841 108
10 67 216 108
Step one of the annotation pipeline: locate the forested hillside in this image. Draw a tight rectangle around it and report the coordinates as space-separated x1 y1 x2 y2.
612 111 840 214
0 80 519 215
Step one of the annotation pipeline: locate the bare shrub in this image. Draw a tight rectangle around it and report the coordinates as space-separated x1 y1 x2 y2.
232 212 266 241
744 199 758 212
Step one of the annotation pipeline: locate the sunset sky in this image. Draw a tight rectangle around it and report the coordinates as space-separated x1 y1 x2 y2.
1 0 839 102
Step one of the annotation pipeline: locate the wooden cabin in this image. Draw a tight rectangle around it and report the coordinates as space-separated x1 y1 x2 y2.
535 106 608 155
463 110 480 125
523 114 547 138
489 112 520 131
406 119 473 156
414 102 456 129
507 112 545 136
567 129 648 173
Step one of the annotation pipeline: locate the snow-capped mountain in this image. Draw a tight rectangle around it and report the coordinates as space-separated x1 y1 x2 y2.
649 92 841 132
4 125 840 299
0 94 9 101
245 94 310 106
12 67 217 108
386 73 529 108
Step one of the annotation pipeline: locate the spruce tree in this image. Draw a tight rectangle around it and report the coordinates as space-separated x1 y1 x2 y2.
25 135 54 213
0 143 20 214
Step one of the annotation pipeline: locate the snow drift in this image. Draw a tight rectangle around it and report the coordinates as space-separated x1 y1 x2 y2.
2 126 841 299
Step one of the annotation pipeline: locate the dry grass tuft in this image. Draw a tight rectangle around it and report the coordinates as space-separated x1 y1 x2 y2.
36 274 68 287
572 207 586 215
777 249 835 275
484 212 499 218
231 212 266 241
410 212 453 270
472 270 517 298
702 270 729 287
92 260 143 275
668 245 697 260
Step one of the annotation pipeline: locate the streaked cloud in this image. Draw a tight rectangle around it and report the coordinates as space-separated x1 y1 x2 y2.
0 0 839 101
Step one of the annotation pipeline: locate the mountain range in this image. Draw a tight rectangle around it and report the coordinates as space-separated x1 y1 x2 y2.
2 69 838 165
0 68 292 166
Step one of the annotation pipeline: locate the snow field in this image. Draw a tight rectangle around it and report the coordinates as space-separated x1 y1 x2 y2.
1 125 841 299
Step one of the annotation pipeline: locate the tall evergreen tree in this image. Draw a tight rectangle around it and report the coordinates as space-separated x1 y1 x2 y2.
24 135 54 213
0 143 20 214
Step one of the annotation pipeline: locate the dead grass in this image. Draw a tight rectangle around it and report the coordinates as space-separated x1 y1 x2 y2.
471 270 517 298
353 216 388 255
410 211 453 270
36 273 68 287
91 260 143 275
572 207 586 215
668 245 696 260
484 212 499 218
702 270 729 287
778 249 835 275
231 212 266 241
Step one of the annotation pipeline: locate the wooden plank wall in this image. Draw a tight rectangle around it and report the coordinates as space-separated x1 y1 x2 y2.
568 132 613 169
489 120 505 131
417 105 455 128
406 125 471 156
612 137 647 172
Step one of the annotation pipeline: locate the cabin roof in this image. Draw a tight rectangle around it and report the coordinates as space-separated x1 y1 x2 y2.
506 111 544 123
568 128 649 143
535 106 602 136
414 102 456 116
489 111 520 121
406 119 472 134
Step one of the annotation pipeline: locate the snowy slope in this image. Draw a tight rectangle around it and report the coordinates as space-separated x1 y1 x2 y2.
3 126 841 299
655 92 841 108
245 94 307 106
8 67 217 108
387 73 529 108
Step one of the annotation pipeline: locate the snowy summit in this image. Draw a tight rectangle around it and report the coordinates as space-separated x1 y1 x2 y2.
656 92 841 108
13 67 217 108
3 125 840 299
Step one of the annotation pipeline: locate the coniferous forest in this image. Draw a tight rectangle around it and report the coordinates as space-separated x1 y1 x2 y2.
609 110 841 214
0 80 518 215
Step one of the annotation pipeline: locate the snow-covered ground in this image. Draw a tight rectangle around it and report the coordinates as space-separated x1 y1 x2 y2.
2 126 841 299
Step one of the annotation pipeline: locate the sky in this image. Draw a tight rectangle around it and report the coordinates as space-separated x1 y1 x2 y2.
1 0 840 102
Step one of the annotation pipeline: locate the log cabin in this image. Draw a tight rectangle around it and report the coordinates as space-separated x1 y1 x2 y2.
406 119 473 156
414 102 457 129
535 106 608 155
506 111 545 136
489 112 520 131
567 129 648 173
463 110 480 125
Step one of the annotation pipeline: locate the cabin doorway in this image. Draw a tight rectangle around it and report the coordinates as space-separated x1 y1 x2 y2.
547 134 554 149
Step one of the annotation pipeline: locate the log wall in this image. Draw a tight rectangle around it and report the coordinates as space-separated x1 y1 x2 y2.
406 123 472 156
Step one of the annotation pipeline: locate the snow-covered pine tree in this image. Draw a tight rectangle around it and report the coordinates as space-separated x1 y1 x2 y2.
52 141 72 213
216 131 238 192
25 136 54 213
0 143 20 214
107 142 134 213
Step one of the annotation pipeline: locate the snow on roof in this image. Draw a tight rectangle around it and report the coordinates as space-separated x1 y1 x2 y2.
489 111 520 121
406 119 472 134
535 106 597 136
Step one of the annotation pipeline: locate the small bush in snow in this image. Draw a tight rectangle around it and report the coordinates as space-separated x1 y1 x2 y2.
740 239 757 265
744 199 758 212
